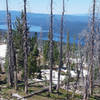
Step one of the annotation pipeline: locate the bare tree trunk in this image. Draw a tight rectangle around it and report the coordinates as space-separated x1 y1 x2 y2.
9 13 17 90
6 0 11 87
49 0 53 93
66 54 70 99
56 0 65 92
8 13 14 87
83 75 89 100
8 11 17 90
23 0 28 94
14 50 17 90
89 0 96 95
6 0 14 87
83 36 90 100
72 40 83 99
65 32 70 99
97 35 100 79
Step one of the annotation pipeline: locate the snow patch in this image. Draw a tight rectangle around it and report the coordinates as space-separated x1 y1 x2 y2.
0 44 7 58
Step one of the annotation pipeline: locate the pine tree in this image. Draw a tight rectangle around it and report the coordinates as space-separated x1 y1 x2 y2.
43 41 49 63
28 46 39 78
53 42 59 65
13 14 24 70
28 33 39 78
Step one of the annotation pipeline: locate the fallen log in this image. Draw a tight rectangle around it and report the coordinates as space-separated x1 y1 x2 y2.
94 84 100 87
28 80 49 86
93 94 100 99
0 85 7 89
18 85 56 100
12 93 25 100
18 81 48 87
28 80 58 87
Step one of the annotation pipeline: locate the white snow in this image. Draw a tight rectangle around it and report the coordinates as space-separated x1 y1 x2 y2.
41 68 88 85
61 69 67 73
28 78 43 83
70 58 81 64
83 62 88 68
0 44 7 58
41 70 66 84
83 70 88 77
70 71 77 77
0 44 7 71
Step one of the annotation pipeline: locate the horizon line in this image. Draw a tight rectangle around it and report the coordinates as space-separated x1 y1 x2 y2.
0 10 89 16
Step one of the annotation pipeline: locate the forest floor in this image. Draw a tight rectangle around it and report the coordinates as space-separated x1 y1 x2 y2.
0 73 100 100
0 86 82 100
1 82 100 100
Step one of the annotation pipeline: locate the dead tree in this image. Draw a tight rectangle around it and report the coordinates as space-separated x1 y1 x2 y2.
6 0 15 87
23 0 28 94
96 34 100 79
95 19 100 80
72 38 84 99
6 0 11 87
66 32 71 99
49 0 53 93
83 75 89 100
8 13 14 87
78 40 84 83
56 0 65 92
89 0 96 95
8 11 17 90
83 31 91 100
18 85 57 100
14 50 17 90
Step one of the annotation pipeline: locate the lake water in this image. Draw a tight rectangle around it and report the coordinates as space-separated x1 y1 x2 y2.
0 24 43 32
0 25 8 31
0 24 77 43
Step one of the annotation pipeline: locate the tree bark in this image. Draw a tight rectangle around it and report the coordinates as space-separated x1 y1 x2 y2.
14 51 17 90
6 0 14 86
57 0 65 92
6 0 11 87
83 75 89 100
89 0 96 95
23 0 28 94
49 0 53 93
8 13 15 87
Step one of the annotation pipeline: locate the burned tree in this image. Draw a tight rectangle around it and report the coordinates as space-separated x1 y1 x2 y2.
83 0 96 97
6 0 15 87
66 31 71 99
96 34 100 79
23 0 28 93
89 0 96 95
57 0 65 92
14 50 17 90
49 0 53 93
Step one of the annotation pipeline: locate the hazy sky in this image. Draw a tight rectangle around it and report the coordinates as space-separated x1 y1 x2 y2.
0 0 92 14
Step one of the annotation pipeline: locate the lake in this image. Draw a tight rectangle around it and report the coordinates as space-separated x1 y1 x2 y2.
0 24 77 43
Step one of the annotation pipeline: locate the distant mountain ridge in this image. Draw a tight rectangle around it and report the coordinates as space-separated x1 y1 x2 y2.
0 10 88 38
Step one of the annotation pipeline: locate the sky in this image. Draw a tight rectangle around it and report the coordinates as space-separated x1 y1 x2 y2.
0 0 92 14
